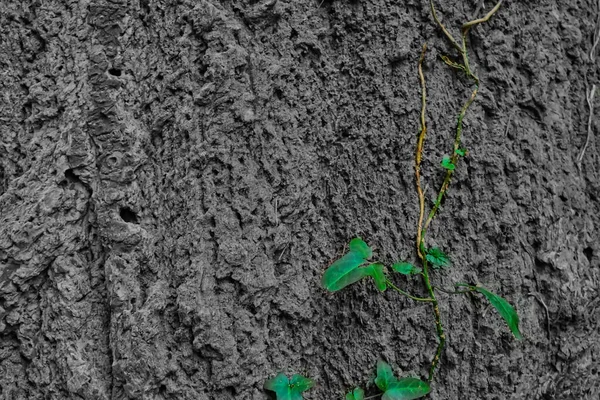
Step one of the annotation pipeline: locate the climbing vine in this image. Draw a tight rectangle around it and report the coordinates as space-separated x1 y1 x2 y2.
265 2 521 399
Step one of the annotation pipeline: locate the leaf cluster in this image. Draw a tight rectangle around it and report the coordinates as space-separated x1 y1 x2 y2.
322 238 521 340
321 238 428 293
264 373 314 400
346 361 431 400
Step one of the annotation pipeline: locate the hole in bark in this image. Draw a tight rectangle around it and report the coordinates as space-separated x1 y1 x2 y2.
120 207 139 224
584 247 593 263
64 169 79 182
108 68 122 77
60 169 81 187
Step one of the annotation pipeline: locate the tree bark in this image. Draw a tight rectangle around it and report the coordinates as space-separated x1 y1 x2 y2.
1 0 599 399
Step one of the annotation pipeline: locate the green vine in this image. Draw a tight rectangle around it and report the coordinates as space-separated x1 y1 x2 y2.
265 2 521 399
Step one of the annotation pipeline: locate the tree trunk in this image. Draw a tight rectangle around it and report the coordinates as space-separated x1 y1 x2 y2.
1 0 599 399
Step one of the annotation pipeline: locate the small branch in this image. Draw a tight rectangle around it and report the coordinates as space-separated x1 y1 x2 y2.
462 0 503 33
528 292 551 341
430 0 464 54
576 83 596 173
385 279 434 303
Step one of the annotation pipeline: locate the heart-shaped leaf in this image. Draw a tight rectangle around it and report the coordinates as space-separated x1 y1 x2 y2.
440 155 455 170
374 360 397 392
382 378 431 400
474 286 522 340
425 247 450 269
391 262 422 275
322 251 367 292
346 387 364 400
348 237 373 259
264 373 314 400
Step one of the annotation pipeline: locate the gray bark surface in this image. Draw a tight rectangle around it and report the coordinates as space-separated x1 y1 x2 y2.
1 0 599 399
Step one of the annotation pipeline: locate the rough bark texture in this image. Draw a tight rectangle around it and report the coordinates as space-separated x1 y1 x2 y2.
1 0 599 399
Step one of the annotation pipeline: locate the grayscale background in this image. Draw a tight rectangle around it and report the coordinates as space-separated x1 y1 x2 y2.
1 0 599 399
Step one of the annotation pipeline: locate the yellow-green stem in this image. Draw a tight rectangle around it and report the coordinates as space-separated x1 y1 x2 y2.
421 0 502 383
385 279 434 303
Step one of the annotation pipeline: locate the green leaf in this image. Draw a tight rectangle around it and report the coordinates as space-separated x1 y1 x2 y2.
346 387 365 400
265 373 290 394
474 286 522 340
455 148 467 157
382 378 431 400
440 155 455 170
289 375 315 392
374 360 397 392
425 248 450 269
264 373 314 400
368 263 387 291
348 237 373 259
391 262 422 275
322 251 367 291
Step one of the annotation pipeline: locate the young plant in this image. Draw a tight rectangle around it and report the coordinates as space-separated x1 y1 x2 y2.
266 1 519 398
320 0 520 397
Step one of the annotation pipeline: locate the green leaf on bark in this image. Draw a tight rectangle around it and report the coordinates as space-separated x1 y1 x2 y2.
264 373 314 400
346 387 365 400
348 237 373 259
382 378 431 400
474 286 522 340
425 248 450 269
391 262 422 275
322 251 367 292
374 360 397 392
455 148 467 157
440 155 455 170
289 375 314 392
369 263 387 291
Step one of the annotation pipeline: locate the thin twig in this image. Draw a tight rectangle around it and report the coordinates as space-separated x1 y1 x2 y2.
576 83 596 173
528 292 551 341
462 0 503 33
430 0 464 53
277 242 290 261
385 279 434 302
434 286 476 295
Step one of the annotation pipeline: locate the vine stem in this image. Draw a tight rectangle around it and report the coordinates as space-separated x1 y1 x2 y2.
418 0 502 383
415 43 428 260
385 279 434 303
414 44 445 384
434 286 476 295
